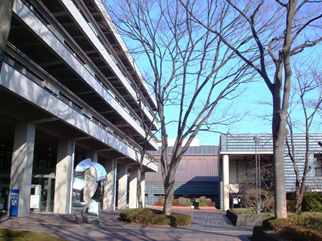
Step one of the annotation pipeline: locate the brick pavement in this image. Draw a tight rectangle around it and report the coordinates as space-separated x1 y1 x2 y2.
0 209 253 241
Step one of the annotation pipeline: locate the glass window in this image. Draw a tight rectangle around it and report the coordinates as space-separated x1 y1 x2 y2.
315 154 322 177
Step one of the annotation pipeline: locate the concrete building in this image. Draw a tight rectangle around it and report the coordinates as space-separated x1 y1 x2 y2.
219 133 322 210
145 145 220 207
0 0 158 217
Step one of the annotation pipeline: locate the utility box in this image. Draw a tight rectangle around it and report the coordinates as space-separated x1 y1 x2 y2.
9 189 19 216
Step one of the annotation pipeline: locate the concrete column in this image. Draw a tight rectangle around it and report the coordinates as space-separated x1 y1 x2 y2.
223 154 230 211
141 172 145 207
118 164 128 209
46 178 53 212
103 159 117 210
86 151 98 163
129 168 138 208
54 139 75 214
9 121 36 217
83 151 98 206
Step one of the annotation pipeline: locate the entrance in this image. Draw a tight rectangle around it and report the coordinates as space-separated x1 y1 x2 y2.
31 175 55 213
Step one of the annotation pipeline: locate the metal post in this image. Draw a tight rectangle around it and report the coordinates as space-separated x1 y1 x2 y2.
254 136 261 214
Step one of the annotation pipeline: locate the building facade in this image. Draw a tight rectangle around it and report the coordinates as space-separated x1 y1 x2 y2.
219 134 322 210
145 145 220 207
0 0 158 217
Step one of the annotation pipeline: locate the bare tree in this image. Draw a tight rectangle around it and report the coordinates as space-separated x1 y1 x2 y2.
241 161 275 213
105 0 252 215
182 0 322 218
0 0 15 72
286 56 322 214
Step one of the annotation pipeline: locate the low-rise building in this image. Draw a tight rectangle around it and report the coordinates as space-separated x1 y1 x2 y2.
146 145 220 207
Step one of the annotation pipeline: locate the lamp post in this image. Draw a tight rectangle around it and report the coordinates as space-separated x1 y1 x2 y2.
254 136 261 214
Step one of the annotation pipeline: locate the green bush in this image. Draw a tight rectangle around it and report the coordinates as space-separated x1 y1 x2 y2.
198 200 208 207
278 226 322 241
287 200 296 212
0 228 65 240
286 191 296 201
302 193 322 212
119 208 191 226
263 213 322 233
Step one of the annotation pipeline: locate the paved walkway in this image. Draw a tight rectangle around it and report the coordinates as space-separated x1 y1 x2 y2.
0 209 253 241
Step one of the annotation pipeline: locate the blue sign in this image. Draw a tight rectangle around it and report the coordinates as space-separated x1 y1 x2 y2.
9 189 19 216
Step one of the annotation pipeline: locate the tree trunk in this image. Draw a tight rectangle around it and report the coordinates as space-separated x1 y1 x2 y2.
163 172 175 215
137 167 142 208
0 0 14 73
272 81 288 219
274 134 288 218
295 188 304 214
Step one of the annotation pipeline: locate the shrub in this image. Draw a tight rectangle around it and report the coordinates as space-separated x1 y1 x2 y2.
178 197 186 205
0 228 67 241
158 196 165 201
263 214 322 233
278 226 322 241
287 200 296 212
206 198 212 203
199 196 207 202
287 191 296 201
302 193 322 212
154 200 162 206
119 208 191 226
172 200 180 206
198 201 208 207
207 201 216 207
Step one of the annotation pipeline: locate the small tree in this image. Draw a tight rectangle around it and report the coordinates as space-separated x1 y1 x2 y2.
241 161 275 213
286 56 322 214
105 0 252 215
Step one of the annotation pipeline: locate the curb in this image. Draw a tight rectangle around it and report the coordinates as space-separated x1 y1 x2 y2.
152 206 217 210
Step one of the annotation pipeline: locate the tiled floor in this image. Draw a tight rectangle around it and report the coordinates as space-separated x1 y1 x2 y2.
0 209 253 241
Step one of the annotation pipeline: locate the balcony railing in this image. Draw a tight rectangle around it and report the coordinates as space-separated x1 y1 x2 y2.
4 44 156 164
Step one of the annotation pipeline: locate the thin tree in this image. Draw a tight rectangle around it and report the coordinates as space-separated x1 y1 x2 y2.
105 0 252 215
0 0 15 72
182 0 322 218
134 89 158 208
286 56 322 214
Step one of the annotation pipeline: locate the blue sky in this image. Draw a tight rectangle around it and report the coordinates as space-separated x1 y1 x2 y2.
108 1 322 146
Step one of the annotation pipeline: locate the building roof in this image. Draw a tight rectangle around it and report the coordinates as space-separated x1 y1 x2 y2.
150 145 219 155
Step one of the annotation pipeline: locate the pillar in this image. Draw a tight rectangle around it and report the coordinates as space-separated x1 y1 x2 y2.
141 172 145 208
103 159 117 210
83 151 98 206
9 121 36 217
54 139 75 214
46 178 53 212
223 154 230 211
118 164 128 209
129 168 138 208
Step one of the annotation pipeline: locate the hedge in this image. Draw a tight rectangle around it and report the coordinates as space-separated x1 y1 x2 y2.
302 193 322 212
119 208 191 226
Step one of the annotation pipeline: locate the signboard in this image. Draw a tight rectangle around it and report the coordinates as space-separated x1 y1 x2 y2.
30 195 40 209
9 189 19 216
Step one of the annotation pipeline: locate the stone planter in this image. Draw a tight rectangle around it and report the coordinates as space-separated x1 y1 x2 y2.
252 226 288 241
226 209 273 226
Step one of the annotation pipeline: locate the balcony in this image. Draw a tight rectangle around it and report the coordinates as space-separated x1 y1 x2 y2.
11 0 158 150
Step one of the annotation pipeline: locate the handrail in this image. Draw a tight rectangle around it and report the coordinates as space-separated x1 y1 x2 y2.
29 0 153 130
5 42 155 163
